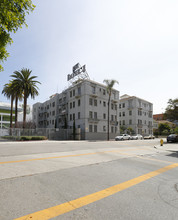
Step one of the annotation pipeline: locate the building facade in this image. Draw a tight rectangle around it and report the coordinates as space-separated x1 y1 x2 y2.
33 79 120 140
118 94 153 136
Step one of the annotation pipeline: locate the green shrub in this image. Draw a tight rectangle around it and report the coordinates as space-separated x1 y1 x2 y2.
31 136 47 140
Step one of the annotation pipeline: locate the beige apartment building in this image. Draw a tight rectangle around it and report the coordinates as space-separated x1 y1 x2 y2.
33 79 120 140
119 94 153 136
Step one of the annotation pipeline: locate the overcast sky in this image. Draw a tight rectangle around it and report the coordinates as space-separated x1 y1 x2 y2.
0 0 178 114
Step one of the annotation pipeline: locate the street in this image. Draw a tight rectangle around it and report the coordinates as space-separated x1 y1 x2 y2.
0 139 178 220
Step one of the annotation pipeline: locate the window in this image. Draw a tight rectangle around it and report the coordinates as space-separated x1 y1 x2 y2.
115 115 117 121
70 102 72 109
119 112 121 117
111 103 114 110
129 110 132 116
115 127 117 133
103 89 106 95
73 101 75 108
111 115 114 121
52 120 54 125
119 104 121 109
73 113 75 120
78 87 81 95
94 99 97 106
94 112 97 119
78 99 80 106
70 91 72 97
89 111 93 119
94 125 97 132
119 121 121 125
138 110 142 116
122 103 125 108
73 89 75 96
59 98 62 104
92 86 96 94
115 105 117 110
103 126 106 131
111 126 114 133
70 114 72 121
103 113 106 119
89 125 92 132
89 98 93 105
103 101 106 107
78 112 80 119
47 105 49 109
52 111 55 116
129 119 132 125
52 102 55 107
123 120 125 125
122 112 125 116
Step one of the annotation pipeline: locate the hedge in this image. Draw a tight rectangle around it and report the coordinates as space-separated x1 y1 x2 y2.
2 136 47 141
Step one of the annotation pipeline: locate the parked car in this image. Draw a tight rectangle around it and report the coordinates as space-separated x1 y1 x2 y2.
115 134 131 141
167 134 178 143
144 135 155 140
131 134 143 140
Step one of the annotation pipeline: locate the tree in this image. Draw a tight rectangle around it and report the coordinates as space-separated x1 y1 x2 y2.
11 80 23 128
127 127 134 135
0 0 35 71
158 123 171 135
2 82 15 130
164 98 178 122
11 68 40 128
103 79 119 140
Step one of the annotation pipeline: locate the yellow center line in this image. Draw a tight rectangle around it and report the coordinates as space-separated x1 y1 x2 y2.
14 163 178 220
0 147 171 165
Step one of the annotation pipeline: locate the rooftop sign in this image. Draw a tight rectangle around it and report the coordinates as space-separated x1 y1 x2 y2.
67 63 87 81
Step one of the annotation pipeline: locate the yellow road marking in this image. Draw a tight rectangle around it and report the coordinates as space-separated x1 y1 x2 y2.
14 163 178 220
0 147 171 165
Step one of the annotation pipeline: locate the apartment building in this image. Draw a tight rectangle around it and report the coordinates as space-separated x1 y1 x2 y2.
33 79 120 140
119 94 153 136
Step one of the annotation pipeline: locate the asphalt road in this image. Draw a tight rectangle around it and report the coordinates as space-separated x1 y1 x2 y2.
0 139 178 220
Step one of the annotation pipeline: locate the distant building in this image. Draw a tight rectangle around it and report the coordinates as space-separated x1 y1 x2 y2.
0 102 23 129
153 113 164 121
33 78 120 140
118 94 153 136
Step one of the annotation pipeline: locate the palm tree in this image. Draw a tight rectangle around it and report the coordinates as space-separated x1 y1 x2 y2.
11 68 40 128
11 80 23 128
2 82 15 131
103 79 119 141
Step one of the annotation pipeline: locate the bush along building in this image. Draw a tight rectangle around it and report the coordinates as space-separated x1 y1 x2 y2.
118 94 153 136
33 64 120 140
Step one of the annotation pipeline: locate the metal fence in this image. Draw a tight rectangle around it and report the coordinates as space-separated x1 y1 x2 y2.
0 128 81 141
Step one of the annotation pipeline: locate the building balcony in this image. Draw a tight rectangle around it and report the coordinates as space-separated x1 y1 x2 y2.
111 99 118 103
88 118 99 123
110 120 118 126
137 124 142 128
90 93 98 98
75 93 81 98
59 110 67 115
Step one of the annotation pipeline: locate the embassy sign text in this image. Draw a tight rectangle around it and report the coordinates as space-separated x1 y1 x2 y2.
67 63 86 81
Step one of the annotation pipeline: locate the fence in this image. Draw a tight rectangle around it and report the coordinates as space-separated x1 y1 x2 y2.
0 128 81 141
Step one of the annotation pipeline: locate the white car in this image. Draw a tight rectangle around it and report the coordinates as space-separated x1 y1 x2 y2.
131 134 143 140
115 134 131 141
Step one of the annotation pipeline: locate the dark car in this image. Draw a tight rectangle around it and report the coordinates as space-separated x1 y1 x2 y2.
167 134 178 143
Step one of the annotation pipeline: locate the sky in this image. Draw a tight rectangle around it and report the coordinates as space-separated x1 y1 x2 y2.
0 0 178 114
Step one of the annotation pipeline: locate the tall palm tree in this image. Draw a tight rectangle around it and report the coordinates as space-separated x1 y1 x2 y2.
103 79 119 141
2 82 15 130
11 68 40 128
11 80 23 128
